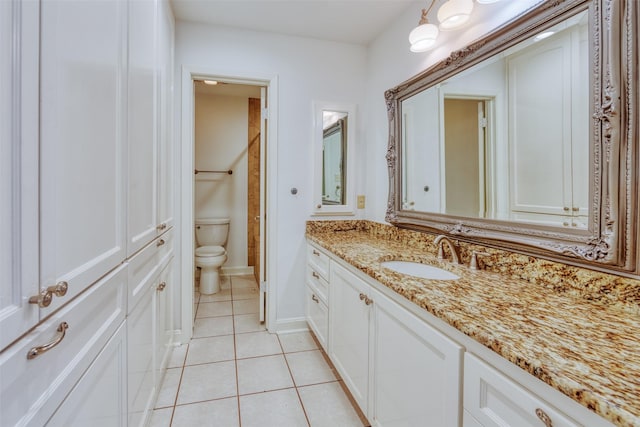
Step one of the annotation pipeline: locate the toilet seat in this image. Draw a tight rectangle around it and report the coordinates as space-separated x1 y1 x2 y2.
195 245 226 257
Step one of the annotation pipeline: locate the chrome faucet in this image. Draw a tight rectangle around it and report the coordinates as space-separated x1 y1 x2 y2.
434 235 461 264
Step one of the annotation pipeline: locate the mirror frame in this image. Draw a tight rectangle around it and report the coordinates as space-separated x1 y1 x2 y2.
385 0 638 274
313 102 357 216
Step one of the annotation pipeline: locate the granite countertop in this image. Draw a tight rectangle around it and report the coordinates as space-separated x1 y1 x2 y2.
306 222 640 427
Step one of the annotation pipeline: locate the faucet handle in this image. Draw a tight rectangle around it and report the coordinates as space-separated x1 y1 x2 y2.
470 251 491 270
437 244 445 259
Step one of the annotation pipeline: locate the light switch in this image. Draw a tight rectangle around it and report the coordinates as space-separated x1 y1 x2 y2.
357 195 365 209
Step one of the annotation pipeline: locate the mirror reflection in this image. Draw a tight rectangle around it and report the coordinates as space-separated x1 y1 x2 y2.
402 11 589 229
322 111 347 205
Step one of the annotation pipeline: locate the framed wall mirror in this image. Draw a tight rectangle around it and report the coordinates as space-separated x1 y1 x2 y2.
386 0 638 273
313 102 356 215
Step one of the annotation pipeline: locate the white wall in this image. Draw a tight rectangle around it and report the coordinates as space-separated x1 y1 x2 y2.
175 23 367 326
363 0 543 223
194 93 249 269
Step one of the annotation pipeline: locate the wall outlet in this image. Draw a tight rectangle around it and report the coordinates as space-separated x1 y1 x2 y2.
357 195 365 209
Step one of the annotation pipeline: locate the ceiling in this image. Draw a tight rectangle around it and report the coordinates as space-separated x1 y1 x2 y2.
170 0 420 45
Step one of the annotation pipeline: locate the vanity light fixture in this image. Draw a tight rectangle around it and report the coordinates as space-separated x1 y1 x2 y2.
203 80 218 85
475 0 501 4
534 31 555 41
409 0 439 52
437 0 474 30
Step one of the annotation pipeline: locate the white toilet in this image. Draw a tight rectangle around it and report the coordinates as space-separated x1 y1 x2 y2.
195 217 230 294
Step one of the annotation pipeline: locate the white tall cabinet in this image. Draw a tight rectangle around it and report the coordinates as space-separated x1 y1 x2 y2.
1 0 175 425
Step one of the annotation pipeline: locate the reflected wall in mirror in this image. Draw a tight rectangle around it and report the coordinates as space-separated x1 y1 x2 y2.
402 10 589 229
313 103 356 215
322 112 347 205
386 0 638 273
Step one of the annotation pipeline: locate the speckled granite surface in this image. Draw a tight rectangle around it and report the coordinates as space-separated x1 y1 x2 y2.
306 220 640 427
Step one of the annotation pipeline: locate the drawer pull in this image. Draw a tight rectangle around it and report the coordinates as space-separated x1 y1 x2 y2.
312 250 320 256
157 281 167 292
27 322 69 360
28 281 68 308
312 271 320 279
156 223 167 231
311 294 319 303
359 293 366 301
535 408 553 427
364 296 373 306
157 238 166 247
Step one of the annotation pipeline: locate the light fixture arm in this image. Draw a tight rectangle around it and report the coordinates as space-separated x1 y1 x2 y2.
418 0 437 25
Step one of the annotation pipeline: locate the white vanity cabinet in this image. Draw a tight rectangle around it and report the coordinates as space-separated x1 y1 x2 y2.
464 353 581 427
326 258 463 425
306 244 330 349
371 284 463 427
329 261 373 414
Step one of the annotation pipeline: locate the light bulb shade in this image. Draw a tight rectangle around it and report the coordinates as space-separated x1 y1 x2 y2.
437 0 474 30
476 0 501 3
409 23 439 52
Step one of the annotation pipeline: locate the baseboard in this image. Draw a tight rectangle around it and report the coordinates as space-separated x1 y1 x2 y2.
273 317 309 334
171 329 190 346
221 266 255 276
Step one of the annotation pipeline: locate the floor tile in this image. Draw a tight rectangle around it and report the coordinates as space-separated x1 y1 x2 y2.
177 361 237 404
196 301 233 318
232 298 259 315
232 285 259 300
199 288 232 303
193 316 234 338
278 331 319 353
286 350 337 387
231 276 257 289
172 397 239 426
168 344 188 368
185 335 235 366
239 388 308 427
235 331 282 359
233 313 266 334
219 275 231 290
148 407 173 427
298 382 364 427
155 368 182 408
237 354 294 395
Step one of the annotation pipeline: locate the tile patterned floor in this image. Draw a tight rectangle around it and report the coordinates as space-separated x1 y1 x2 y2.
150 275 368 427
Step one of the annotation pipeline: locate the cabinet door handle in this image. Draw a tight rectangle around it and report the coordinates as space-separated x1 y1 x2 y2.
311 294 319 303
157 281 166 291
359 293 366 301
312 271 320 279
312 250 320 256
156 223 167 231
535 408 553 427
27 322 69 360
157 239 165 247
364 296 373 306
28 281 68 308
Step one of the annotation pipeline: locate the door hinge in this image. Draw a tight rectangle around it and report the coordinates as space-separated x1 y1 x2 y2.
261 107 268 117
480 117 488 128
260 281 267 292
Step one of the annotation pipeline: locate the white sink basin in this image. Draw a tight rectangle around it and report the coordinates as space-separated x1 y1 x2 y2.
381 261 460 280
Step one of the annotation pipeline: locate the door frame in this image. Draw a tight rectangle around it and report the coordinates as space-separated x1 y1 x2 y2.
179 66 278 343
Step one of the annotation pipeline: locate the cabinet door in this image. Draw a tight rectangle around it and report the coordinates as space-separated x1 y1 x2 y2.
155 258 173 377
371 287 463 427
0 0 40 350
128 284 156 427
329 262 372 414
156 0 174 231
464 353 580 427
39 0 127 315
127 0 159 256
46 322 127 427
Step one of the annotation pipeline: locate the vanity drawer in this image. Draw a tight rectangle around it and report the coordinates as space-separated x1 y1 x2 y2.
128 228 173 313
0 264 127 427
464 353 581 427
307 264 329 303
306 286 328 350
307 244 329 281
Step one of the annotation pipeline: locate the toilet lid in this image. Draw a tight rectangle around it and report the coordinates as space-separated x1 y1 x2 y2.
195 245 225 257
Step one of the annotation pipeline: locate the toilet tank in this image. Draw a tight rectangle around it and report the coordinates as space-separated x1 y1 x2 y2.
195 217 230 247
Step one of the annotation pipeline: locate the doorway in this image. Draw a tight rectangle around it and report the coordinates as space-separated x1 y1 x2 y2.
180 70 277 344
